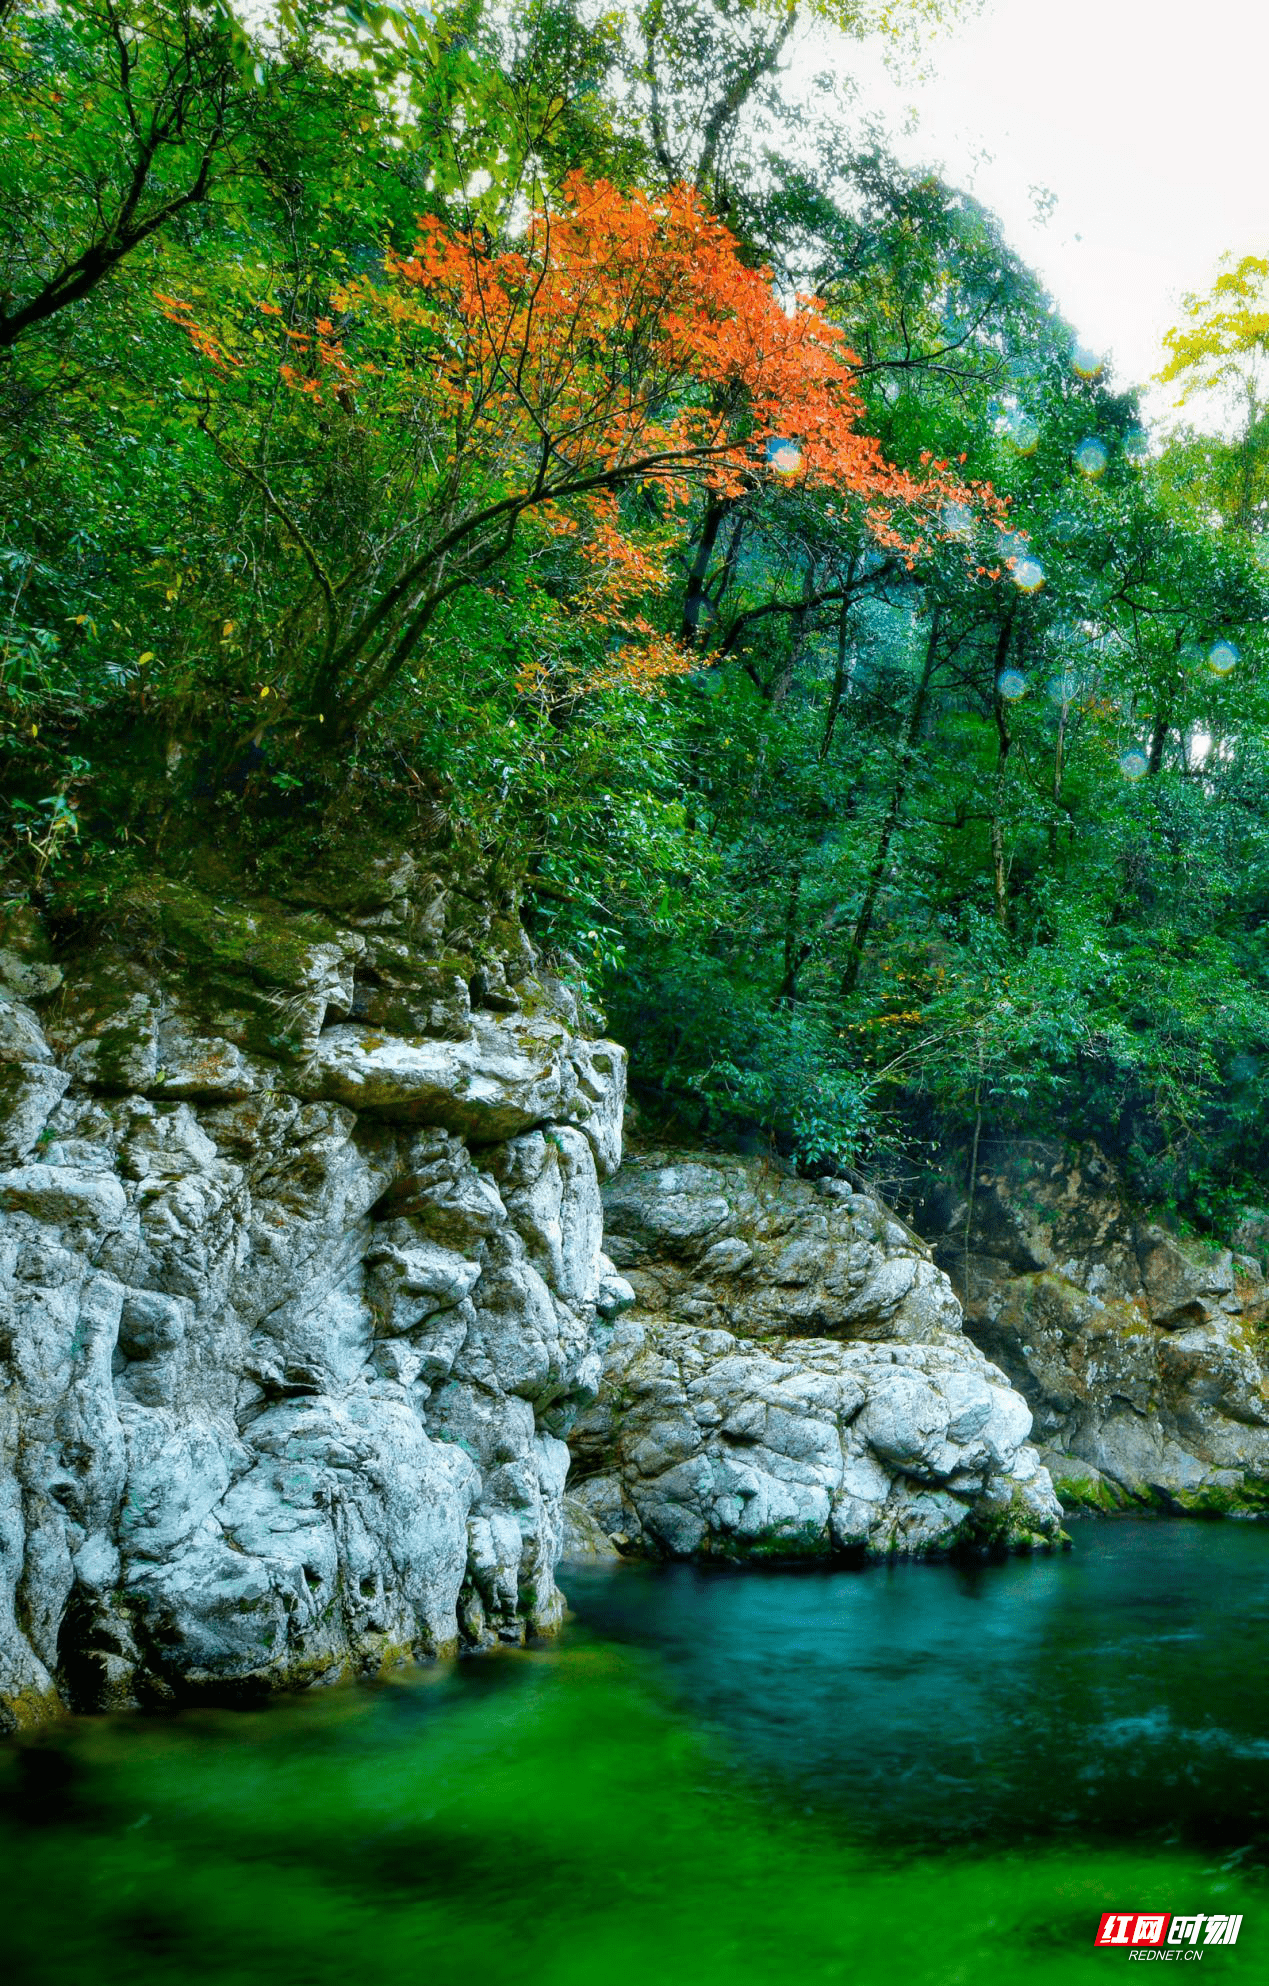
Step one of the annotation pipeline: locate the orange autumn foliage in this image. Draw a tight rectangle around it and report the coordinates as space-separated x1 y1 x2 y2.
355 173 988 533
158 175 1002 713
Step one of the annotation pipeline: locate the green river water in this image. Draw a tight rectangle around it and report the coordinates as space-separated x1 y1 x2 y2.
2 1517 1265 1986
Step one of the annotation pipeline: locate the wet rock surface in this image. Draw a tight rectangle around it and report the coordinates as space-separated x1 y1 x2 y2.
566 1150 1062 1561
920 1142 1269 1512
0 862 625 1730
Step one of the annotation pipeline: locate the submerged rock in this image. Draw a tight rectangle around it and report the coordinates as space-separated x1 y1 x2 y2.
566 1149 1063 1561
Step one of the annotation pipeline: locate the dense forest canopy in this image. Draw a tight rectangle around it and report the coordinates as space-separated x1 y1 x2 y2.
2 0 1267 1224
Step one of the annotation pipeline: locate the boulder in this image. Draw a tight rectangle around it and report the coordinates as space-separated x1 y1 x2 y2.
569 1318 1060 1560
568 1146 1063 1561
602 1152 961 1344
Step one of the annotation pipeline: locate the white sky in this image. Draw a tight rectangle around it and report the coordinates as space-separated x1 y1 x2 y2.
802 0 1269 425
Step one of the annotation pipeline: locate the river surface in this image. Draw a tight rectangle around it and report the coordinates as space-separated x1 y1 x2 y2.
2 1520 1265 1986
565 1515 1269 1853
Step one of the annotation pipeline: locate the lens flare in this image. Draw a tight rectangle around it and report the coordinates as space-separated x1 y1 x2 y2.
997 668 1028 700
1119 748 1149 781
1072 341 1103 379
1075 438 1108 478
1012 558 1045 594
942 501 974 540
1124 427 1149 467
1207 640 1239 675
766 437 803 476
1048 671 1077 703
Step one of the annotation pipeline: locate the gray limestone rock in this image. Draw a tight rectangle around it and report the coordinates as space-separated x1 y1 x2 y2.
569 1317 1060 1561
923 1140 1269 1510
559 1492 622 1561
602 1151 962 1344
0 867 624 1731
0 1064 70 1167
569 1147 1062 1561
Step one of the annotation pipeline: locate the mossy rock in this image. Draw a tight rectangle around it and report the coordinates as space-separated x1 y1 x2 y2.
959 1488 1071 1551
0 902 63 999
712 1522 835 1563
1167 1474 1269 1519
142 878 343 989
1051 1470 1134 1515
0 1677 65 1735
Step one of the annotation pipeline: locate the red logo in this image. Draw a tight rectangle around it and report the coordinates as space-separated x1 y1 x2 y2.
1096 1916 1170 1948
1095 1913 1243 1949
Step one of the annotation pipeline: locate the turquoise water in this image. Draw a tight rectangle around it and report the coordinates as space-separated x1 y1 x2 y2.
1 1519 1265 1986
564 1516 1269 1854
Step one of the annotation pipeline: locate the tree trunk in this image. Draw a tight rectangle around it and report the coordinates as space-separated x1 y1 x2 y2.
988 616 1015 931
775 869 811 1004
819 576 857 761
840 606 942 996
1147 705 1170 776
768 562 817 706
680 497 729 646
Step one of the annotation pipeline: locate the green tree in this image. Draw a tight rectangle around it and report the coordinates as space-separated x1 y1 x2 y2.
1158 253 1269 533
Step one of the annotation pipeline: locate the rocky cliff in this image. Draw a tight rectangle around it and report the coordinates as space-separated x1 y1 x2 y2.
0 854 624 1730
920 1142 1269 1512
5 858 1151 1736
566 1151 1064 1560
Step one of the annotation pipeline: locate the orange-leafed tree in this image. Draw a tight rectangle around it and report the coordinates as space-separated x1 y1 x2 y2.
160 172 990 732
